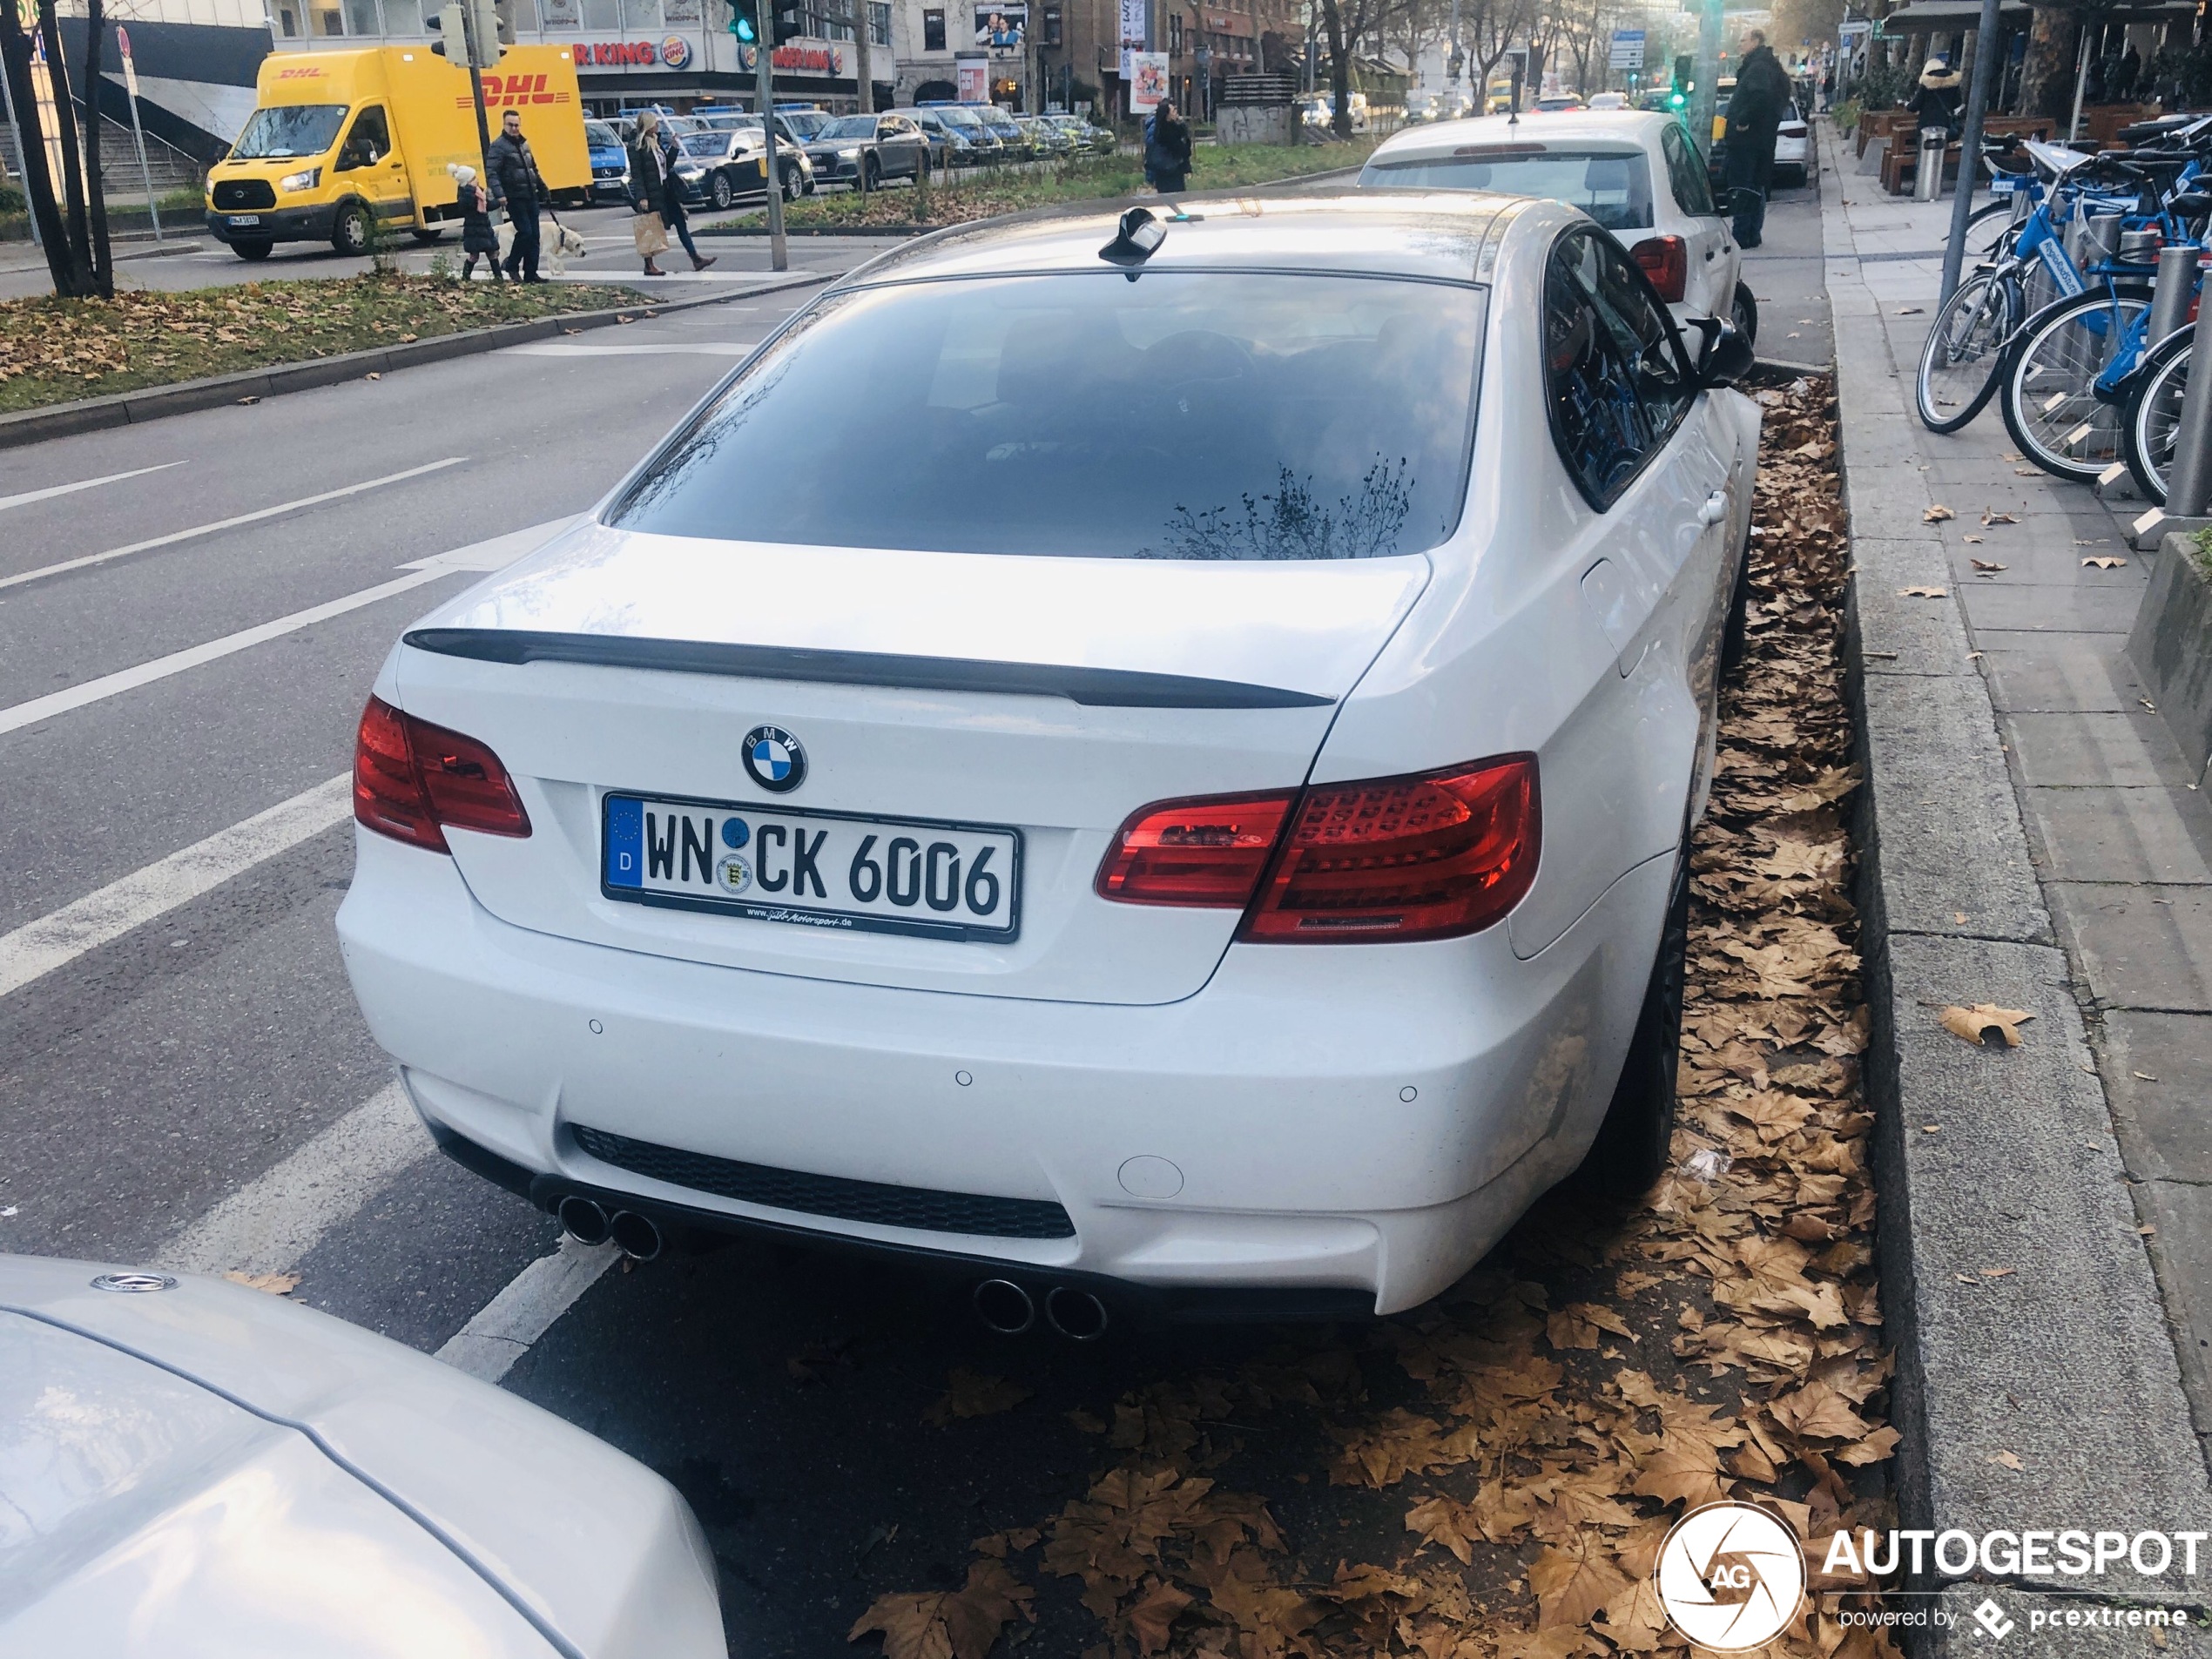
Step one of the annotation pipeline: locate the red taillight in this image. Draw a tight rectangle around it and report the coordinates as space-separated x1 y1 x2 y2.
1241 757 1539 943
353 695 531 853
1095 790 1295 907
1629 234 1688 304
1096 757 1540 942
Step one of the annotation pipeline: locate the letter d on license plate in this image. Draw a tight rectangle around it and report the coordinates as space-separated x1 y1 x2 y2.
601 792 1020 941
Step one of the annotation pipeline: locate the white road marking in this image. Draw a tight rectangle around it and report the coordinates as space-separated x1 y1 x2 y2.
0 516 567 738
0 462 183 513
0 570 446 737
499 341 759 356
158 1081 428 1276
0 772 352 1001
437 1237 619 1382
0 456 468 593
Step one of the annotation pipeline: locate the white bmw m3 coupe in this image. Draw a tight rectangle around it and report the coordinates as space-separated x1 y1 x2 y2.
338 193 1760 1323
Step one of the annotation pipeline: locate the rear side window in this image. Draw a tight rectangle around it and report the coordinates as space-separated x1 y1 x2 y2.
1542 229 1693 509
1661 124 1716 216
1361 145 1653 232
613 271 1485 561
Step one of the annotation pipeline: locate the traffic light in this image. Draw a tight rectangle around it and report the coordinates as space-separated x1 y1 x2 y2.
770 0 805 44
727 0 758 40
466 0 502 64
1669 52 1692 110
431 1 466 58
492 0 516 44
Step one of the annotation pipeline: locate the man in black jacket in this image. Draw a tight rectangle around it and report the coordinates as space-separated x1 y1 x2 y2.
1723 28 1791 248
486 108 547 282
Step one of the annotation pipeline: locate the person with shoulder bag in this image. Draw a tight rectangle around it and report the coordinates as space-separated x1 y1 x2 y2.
628 111 717 276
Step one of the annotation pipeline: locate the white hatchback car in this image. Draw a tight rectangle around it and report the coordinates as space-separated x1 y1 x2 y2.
339 194 1759 1323
1359 111 1757 346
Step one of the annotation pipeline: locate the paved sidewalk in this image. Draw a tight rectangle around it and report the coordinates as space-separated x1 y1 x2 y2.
1824 121 2212 1630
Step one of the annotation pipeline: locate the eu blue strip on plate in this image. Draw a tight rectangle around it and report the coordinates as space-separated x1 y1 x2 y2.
604 796 644 888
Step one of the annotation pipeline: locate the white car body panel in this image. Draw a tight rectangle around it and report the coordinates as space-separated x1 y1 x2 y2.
1359 111 1743 334
336 195 1760 1314
0 1257 724 1659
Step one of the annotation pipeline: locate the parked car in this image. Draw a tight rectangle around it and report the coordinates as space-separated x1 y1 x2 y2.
779 107 834 143
1015 114 1075 158
0 1253 724 1652
921 99 1030 159
1042 111 1117 152
694 107 816 150
340 191 1758 1324
1585 91 1629 111
671 128 812 208
905 107 977 168
614 108 704 145
1707 89 1811 192
805 111 933 187
1533 93 1588 112
1359 109 1757 343
910 102 1001 163
585 117 631 204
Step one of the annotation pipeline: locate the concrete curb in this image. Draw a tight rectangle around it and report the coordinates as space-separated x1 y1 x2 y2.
0 268 836 453
2127 535 2212 781
1819 122 2212 1651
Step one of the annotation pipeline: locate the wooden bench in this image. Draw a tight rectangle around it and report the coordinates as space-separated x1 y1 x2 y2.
1884 115 2054 194
1856 108 1915 160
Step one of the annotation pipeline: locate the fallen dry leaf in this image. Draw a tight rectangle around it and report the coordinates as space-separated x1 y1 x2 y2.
848 1557 1033 1659
1963 536 1986 547
1980 508 2019 526
2082 556 2128 569
223 1271 300 1295
1970 557 2005 570
1922 504 1954 522
922 1368 1033 1426
1990 1450 2026 1472
1939 1003 2035 1047
1898 586 1948 598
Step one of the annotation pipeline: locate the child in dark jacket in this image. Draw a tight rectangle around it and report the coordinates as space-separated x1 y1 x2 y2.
448 163 502 280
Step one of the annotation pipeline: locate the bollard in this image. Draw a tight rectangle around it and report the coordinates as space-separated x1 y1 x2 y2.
2147 242 2197 348
1914 127 1947 201
2163 276 2212 518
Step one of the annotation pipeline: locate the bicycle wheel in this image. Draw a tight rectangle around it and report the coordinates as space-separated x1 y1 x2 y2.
2123 325 2191 505
1916 268 2021 432
1967 197 2021 260
2001 289 2155 482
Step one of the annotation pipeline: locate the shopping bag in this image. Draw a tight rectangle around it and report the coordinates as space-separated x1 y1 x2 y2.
632 212 671 258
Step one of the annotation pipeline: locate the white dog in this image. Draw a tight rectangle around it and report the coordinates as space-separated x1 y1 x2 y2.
547 218 590 275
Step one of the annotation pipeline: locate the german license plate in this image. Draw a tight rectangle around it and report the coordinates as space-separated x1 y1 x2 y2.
227 213 262 226
601 793 1020 941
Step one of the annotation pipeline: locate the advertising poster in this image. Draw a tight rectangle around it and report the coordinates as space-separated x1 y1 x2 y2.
1118 0 1145 45
1129 50 1169 110
973 3 1025 51
954 53 990 101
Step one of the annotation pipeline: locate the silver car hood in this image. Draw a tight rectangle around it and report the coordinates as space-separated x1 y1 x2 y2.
0 1257 721 1659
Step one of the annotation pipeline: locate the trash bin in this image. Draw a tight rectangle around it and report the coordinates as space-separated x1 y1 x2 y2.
1914 126 1948 201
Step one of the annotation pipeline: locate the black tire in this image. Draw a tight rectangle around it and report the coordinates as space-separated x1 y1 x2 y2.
332 202 373 256
781 164 802 202
1731 281 1758 349
1581 855 1690 1197
1914 266 2020 433
233 238 273 262
710 172 735 211
864 153 883 191
410 226 445 244
2122 325 2192 506
2000 287 2155 483
1720 513 1754 673
1966 196 2018 260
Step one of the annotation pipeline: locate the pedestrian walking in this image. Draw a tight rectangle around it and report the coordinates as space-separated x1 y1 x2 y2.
628 111 718 275
1723 27 1791 249
1909 55 1963 138
1143 100 1192 194
486 108 548 282
448 162 502 281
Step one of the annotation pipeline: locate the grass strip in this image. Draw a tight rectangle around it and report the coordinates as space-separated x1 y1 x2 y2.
0 272 640 414
709 140 1379 233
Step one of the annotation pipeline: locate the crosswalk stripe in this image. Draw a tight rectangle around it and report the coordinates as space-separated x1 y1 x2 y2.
0 772 353 1001
158 1081 429 1276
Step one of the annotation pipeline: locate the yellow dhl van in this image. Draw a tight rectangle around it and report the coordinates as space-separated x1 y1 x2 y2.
205 45 590 260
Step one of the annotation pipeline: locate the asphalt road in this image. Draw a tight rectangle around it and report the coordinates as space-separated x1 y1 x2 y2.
0 177 1831 1656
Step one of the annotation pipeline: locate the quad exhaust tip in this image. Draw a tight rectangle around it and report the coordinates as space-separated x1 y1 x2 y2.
556 1196 662 1262
973 1278 1035 1335
1045 1285 1109 1341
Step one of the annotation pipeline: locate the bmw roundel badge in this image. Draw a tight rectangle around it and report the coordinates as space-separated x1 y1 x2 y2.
742 725 806 793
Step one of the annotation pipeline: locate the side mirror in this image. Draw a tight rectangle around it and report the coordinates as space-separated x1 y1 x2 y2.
1690 318 1756 388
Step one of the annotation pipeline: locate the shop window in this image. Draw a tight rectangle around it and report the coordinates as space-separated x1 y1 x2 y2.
343 0 379 31
314 4 343 30
277 1 300 31
922 6 945 49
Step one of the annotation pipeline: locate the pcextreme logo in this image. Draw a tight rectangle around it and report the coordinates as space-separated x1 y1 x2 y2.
1655 1501 1808 1651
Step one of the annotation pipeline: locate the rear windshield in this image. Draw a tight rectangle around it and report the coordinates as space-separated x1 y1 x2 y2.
231 105 347 159
819 116 878 140
612 270 1483 561
1362 145 1655 232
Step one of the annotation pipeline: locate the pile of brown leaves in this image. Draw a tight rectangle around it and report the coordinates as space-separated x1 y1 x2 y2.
0 275 634 412
849 376 1901 1659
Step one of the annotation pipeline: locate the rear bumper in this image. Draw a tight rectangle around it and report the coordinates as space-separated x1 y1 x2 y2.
338 828 1668 1313
206 204 338 244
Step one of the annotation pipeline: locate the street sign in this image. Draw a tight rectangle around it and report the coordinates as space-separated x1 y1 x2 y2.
1609 28 1645 71
115 25 160 243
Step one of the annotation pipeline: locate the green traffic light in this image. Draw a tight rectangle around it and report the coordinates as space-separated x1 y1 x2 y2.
731 4 755 39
